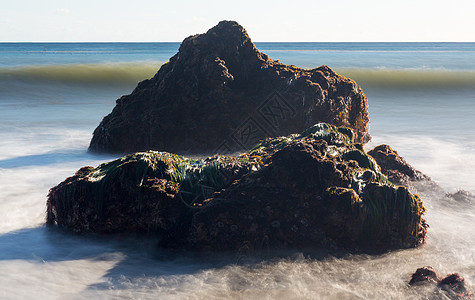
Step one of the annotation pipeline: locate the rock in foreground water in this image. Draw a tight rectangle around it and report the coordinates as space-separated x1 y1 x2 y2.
49 124 426 253
409 267 473 299
89 20 370 155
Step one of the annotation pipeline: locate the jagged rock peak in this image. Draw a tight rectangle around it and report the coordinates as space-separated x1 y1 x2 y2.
204 20 252 44
174 20 266 71
185 21 254 51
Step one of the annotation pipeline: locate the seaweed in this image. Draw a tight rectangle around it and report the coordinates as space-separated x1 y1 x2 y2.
358 183 425 248
47 151 191 228
179 161 230 207
298 122 352 146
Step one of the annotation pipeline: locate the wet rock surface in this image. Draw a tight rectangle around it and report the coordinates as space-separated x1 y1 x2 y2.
89 21 370 155
409 267 473 299
49 124 427 253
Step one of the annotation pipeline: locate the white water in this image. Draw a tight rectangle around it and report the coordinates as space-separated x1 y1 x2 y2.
1 43 475 299
0 92 473 300
0 186 473 299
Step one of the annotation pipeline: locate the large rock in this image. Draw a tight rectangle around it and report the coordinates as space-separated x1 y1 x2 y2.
89 21 370 155
49 123 426 253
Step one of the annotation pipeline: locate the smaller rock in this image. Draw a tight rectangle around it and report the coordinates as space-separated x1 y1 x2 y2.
409 266 439 285
438 273 472 299
409 267 473 299
368 144 430 185
446 190 475 204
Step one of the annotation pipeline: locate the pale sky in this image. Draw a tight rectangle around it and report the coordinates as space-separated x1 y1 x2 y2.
1 0 474 42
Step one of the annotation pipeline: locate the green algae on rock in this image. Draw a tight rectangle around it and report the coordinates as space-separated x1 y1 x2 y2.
47 152 262 235
47 123 427 252
47 152 190 233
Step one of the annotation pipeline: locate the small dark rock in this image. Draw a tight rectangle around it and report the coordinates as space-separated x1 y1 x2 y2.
438 273 472 299
409 267 473 299
409 266 439 285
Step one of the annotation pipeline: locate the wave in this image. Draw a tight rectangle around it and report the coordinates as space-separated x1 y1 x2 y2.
336 68 475 89
1 63 475 89
263 49 475 53
0 62 161 85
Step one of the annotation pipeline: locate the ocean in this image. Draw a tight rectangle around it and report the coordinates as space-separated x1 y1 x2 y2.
0 42 474 299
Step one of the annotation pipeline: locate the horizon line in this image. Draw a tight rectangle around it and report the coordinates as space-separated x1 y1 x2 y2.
2 41 475 43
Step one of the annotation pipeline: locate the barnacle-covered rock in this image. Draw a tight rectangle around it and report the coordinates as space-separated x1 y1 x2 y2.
48 123 426 253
